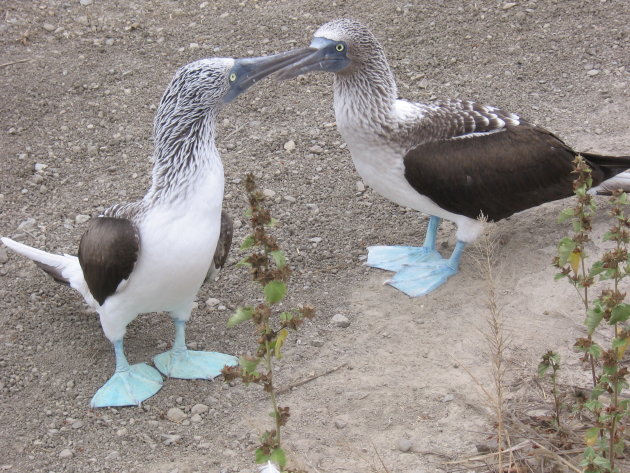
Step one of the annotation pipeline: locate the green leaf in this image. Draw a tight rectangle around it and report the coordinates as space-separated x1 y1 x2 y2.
244 208 253 218
269 448 286 468
275 329 288 359
240 235 255 250
586 304 604 335
584 399 604 412
537 362 550 377
279 311 293 322
610 303 630 324
227 306 254 327
236 257 252 268
269 250 287 268
558 208 575 223
584 427 600 447
239 356 262 374
557 237 577 266
266 217 279 227
264 281 287 304
255 447 269 464
587 343 603 358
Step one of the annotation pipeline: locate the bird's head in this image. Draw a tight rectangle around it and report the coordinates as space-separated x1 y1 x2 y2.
275 19 384 80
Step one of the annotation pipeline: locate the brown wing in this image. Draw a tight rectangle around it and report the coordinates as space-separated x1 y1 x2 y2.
403 124 607 221
213 210 233 270
78 217 140 305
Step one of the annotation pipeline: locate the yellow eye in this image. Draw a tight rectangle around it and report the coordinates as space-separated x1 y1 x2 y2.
336 43 345 52
229 73 237 82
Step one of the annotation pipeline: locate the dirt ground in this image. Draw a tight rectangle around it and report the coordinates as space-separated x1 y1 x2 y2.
1 1 629 472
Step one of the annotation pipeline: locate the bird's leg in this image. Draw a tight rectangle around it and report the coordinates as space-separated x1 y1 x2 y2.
90 339 163 408
366 215 443 272
153 318 238 379
386 240 467 297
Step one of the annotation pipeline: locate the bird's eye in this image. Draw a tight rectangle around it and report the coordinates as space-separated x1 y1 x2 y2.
336 43 345 52
229 73 237 82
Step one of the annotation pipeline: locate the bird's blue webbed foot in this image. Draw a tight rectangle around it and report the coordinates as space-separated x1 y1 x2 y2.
91 341 163 408
153 319 237 379
154 349 237 379
366 215 443 272
386 240 466 297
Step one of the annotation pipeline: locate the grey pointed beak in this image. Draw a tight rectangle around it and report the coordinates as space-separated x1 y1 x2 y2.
274 37 351 80
224 47 315 103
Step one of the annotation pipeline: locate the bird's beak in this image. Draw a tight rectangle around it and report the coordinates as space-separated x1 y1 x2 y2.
224 47 315 103
274 37 351 80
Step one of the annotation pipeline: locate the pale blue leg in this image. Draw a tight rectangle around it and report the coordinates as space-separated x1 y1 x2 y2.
90 340 163 408
387 240 467 297
366 216 443 271
153 319 238 379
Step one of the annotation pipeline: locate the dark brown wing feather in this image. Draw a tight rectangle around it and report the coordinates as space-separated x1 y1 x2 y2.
403 124 608 221
213 210 233 270
78 217 140 305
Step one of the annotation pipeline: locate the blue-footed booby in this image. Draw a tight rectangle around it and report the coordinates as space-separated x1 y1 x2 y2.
1 47 313 407
276 18 630 297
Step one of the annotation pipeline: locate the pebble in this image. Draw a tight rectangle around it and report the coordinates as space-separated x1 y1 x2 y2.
191 403 209 415
71 420 84 429
43 23 55 32
79 0 93 5
356 181 366 192
284 195 296 203
116 428 127 436
309 145 324 154
587 69 600 76
397 438 413 453
161 433 181 446
190 413 202 423
205 297 220 307
189 43 200 50
17 218 36 231
441 394 454 402
105 450 120 460
331 313 350 328
263 189 276 198
166 407 187 423
75 214 91 225
310 339 324 347
59 448 73 459
308 237 322 244
283 140 296 152
334 418 347 429
233 219 242 229
502 2 517 9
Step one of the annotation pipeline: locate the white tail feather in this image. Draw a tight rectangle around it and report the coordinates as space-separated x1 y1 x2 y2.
1 237 97 308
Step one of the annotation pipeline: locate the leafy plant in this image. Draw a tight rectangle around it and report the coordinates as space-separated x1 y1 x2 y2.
222 173 314 472
553 156 630 472
538 350 563 430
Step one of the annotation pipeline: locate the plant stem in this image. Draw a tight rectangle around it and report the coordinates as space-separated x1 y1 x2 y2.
264 335 281 447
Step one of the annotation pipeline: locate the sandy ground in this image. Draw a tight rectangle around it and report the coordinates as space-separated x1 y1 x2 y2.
1 1 629 472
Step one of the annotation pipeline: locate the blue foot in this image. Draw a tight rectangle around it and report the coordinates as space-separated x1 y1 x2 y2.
387 259 459 297
153 349 238 379
91 363 163 408
366 245 443 272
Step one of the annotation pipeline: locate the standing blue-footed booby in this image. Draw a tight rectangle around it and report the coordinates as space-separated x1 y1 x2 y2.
1 47 313 407
276 18 630 297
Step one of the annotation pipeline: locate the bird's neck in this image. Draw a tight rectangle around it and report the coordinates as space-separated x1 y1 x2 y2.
146 111 223 207
333 54 398 132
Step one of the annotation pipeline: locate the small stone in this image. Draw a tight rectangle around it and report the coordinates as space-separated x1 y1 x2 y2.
334 418 347 429
166 407 187 423
66 379 75 389
43 23 55 32
397 439 413 453
0 248 8 265
59 448 73 459
233 219 242 229
189 43 200 50
284 195 296 203
356 181 365 192
309 145 324 154
161 434 181 446
75 214 91 225
310 339 324 347
262 189 276 198
116 428 127 436
308 237 322 244
191 403 209 415
17 218 36 231
502 2 517 9
190 413 202 423
105 450 120 460
205 297 220 307
71 420 84 429
442 394 454 402
283 140 296 152
331 313 350 328
587 69 600 76
79 0 93 5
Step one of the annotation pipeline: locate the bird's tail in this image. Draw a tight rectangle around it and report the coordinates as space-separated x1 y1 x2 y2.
582 152 630 195
1 237 96 307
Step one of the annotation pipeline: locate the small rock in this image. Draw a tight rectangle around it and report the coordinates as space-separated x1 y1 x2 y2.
262 189 276 198
161 434 181 446
43 23 55 32
71 420 84 429
79 0 93 5
587 69 600 76
105 450 120 460
17 218 36 231
75 214 91 225
59 449 73 459
334 418 347 429
331 314 350 328
442 394 454 402
0 248 8 265
502 2 517 9
284 195 296 203
309 145 324 154
356 181 366 192
233 219 242 229
397 438 413 453
309 237 322 244
189 43 200 50
116 428 127 436
310 339 324 347
190 413 203 423
283 140 296 152
166 407 187 423
191 403 209 415
205 297 220 307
